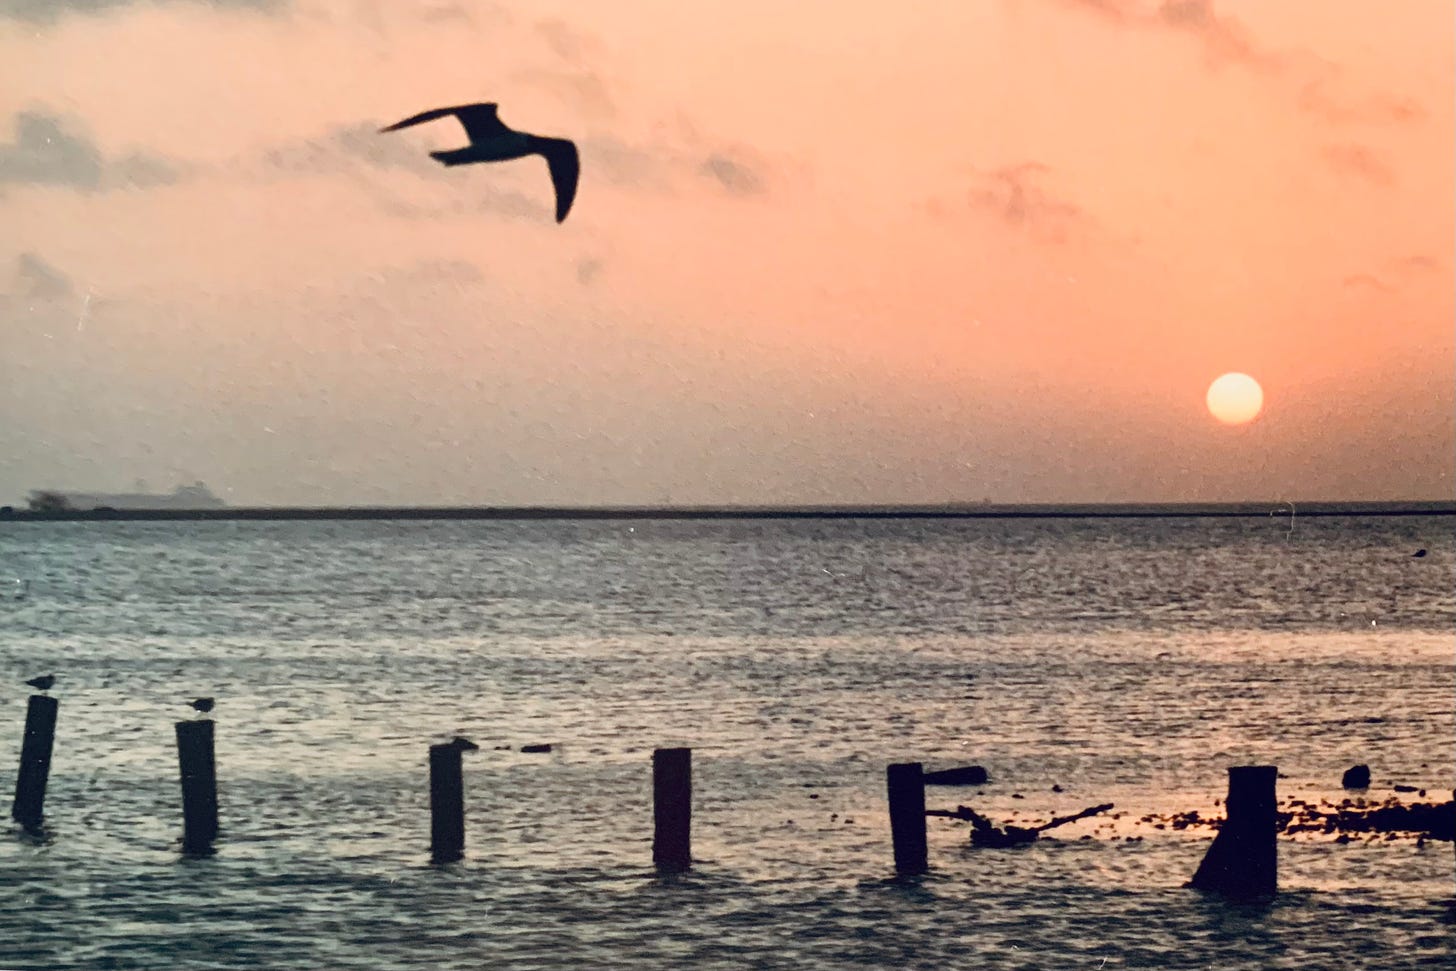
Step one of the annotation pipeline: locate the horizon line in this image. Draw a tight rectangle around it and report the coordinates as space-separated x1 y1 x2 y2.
3 499 1454 523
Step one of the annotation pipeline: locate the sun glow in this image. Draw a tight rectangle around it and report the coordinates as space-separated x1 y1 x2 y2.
1206 373 1264 425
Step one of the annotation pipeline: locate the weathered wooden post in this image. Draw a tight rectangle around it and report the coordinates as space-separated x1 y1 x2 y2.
429 742 466 864
12 694 59 832
175 719 219 854
887 762 927 875
653 747 691 873
1188 765 1277 898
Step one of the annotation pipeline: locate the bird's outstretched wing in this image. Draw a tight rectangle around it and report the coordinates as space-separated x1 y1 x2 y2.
379 103 508 144
537 137 579 223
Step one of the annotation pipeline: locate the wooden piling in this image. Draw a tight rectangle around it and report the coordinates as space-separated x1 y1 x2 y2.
652 747 691 873
175 719 219 854
1188 765 1277 898
12 694 59 831
886 762 927 875
429 743 465 864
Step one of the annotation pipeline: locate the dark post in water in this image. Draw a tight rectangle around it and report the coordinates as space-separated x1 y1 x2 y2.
12 695 59 832
429 743 466 864
886 762 928 875
653 747 692 873
1188 765 1277 898
175 719 219 855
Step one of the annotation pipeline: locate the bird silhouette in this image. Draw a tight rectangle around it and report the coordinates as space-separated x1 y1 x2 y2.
449 736 479 752
1413 549 1428 558
380 103 579 223
189 697 215 716
25 674 54 693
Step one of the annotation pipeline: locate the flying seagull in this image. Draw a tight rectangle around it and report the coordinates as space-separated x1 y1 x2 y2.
189 697 215 716
25 674 55 693
380 103 579 223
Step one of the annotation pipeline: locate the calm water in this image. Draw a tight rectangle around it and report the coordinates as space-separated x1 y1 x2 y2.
1 515 1453 970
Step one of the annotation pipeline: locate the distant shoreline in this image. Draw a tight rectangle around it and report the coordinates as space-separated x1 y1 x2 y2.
3 500 1453 523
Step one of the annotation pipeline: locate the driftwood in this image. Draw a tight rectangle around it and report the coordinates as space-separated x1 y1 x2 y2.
928 802 1115 847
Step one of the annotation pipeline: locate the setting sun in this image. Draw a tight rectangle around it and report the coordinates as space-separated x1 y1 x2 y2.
1206 373 1264 425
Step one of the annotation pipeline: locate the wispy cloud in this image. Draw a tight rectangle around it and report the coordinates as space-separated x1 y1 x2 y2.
1342 273 1391 293
1322 143 1395 186
1053 0 1423 125
263 121 440 177
1297 76 1424 127
699 152 766 197
0 0 282 24
1398 254 1438 273
254 118 560 222
365 259 484 290
933 163 1089 243
11 252 74 300
576 257 603 286
0 111 180 191
1155 0 1274 70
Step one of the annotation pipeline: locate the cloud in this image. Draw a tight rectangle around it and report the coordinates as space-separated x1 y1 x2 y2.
578 134 664 190
256 119 558 222
1322 144 1395 186
941 163 1088 242
1154 0 1272 70
1398 255 1438 273
264 121 440 176
535 17 606 63
512 68 616 119
576 258 603 286
365 259 484 291
699 152 766 196
1297 78 1425 127
0 0 282 24
1342 273 1391 293
375 184 556 224
1057 0 1132 23
11 253 74 300
0 111 180 191
1054 0 1423 125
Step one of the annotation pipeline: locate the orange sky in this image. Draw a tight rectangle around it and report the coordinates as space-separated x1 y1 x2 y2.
1 0 1451 505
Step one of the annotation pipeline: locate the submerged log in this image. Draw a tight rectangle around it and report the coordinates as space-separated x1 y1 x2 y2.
922 765 989 786
927 802 1114 848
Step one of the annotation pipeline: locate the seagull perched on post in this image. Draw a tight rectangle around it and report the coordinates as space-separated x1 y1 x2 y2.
189 697 215 717
379 103 579 223
25 675 54 694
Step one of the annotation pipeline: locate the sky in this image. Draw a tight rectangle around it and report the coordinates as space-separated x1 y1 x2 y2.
1 0 1451 506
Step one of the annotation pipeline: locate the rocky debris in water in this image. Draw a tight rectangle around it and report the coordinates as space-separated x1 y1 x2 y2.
1342 765 1372 789
1282 797 1454 841
1149 796 1454 842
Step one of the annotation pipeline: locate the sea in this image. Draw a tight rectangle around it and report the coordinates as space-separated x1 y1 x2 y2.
0 514 1452 970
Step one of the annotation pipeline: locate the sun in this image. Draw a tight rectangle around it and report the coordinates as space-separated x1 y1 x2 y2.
1206 373 1264 425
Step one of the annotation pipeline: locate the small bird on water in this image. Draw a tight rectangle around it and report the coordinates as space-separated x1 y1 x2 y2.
189 697 215 717
1412 549 1428 558
25 675 55 694
379 102 580 222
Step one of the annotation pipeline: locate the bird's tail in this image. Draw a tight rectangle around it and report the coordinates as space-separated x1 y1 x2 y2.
430 149 474 167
